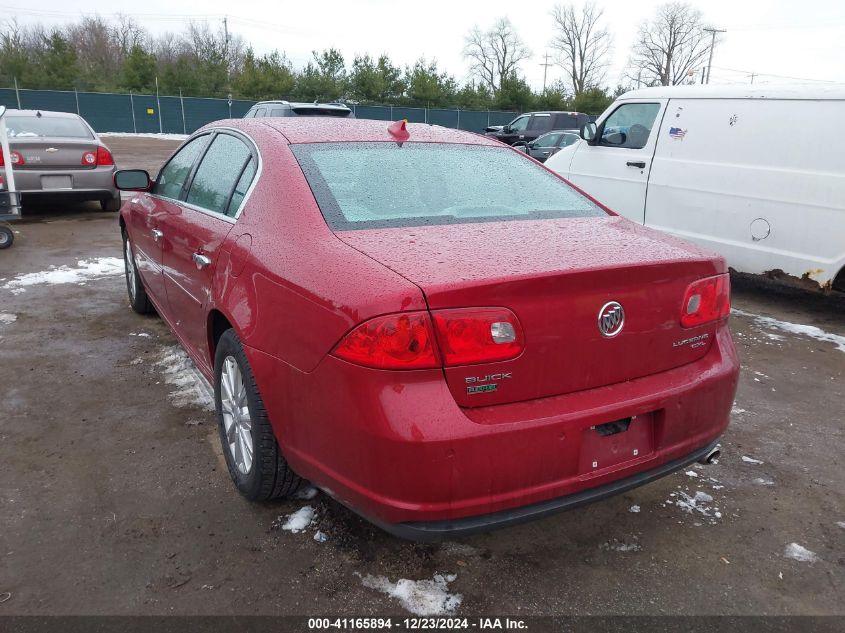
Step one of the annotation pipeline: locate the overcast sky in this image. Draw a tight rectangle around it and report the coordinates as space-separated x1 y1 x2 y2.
3 0 845 90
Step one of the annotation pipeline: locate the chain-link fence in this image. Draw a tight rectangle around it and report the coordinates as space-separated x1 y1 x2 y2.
0 87 519 135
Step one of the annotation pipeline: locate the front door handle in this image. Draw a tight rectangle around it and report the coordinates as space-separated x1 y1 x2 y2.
192 252 212 269
151 228 163 241
626 161 647 169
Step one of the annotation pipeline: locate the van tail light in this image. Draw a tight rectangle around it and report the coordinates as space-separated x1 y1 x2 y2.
333 311 439 370
432 308 524 366
681 274 731 328
82 147 114 166
1 151 24 167
333 307 525 369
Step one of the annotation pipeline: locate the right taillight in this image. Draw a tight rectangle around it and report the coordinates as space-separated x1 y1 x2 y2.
681 274 731 328
2 151 24 166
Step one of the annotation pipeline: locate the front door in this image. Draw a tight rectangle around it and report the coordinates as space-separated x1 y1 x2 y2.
567 100 666 223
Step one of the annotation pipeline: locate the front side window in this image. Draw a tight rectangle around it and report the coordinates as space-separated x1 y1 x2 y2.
254 107 267 118
508 115 530 132
153 135 210 200
560 134 580 148
292 142 604 231
600 103 661 150
186 133 253 215
534 133 562 148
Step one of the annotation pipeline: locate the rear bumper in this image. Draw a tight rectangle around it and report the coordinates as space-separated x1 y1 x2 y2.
247 324 739 538
375 439 721 542
12 166 117 199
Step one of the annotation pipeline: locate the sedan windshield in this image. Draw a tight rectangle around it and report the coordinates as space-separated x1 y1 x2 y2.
291 142 604 230
5 115 93 139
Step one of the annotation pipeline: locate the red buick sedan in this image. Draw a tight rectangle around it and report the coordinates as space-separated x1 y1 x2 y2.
115 118 739 541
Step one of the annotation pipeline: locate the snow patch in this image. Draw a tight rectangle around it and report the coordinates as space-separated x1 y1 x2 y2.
359 573 462 616
784 543 819 563
154 346 214 410
294 485 319 500
669 490 722 523
130 332 152 338
731 407 747 415
1 257 123 290
276 506 316 533
600 539 641 552
313 530 328 543
752 477 775 486
742 455 764 465
629 505 641 513
99 132 189 141
836 521 845 529
0 312 16 325
684 470 699 478
733 308 845 353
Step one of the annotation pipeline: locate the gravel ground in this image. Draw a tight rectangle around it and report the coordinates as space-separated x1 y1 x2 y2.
0 136 842 617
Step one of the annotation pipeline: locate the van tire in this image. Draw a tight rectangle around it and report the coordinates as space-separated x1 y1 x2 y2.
214 329 302 501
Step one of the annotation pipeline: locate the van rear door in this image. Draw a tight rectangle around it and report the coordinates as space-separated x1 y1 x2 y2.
566 99 667 223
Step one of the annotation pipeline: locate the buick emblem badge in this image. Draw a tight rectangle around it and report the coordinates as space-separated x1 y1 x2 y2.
598 301 625 337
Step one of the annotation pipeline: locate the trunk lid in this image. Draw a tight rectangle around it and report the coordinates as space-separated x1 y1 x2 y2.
11 137 100 170
337 217 725 408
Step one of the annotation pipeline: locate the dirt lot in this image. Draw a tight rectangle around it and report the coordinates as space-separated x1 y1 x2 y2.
0 136 843 618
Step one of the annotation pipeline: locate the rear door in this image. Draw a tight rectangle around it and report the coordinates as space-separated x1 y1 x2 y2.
529 132 563 161
130 134 211 307
567 100 666 223
159 131 257 371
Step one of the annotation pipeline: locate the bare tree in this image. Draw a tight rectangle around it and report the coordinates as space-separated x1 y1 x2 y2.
628 2 712 86
550 2 612 96
464 18 531 93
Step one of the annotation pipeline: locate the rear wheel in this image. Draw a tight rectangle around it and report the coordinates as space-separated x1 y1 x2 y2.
0 226 13 249
122 230 154 314
101 196 122 212
214 329 302 501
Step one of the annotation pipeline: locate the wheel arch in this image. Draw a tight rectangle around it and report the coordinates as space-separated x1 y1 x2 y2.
207 308 236 368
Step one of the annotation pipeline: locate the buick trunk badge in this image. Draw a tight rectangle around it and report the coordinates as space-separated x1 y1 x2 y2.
598 301 625 337
45 147 59 152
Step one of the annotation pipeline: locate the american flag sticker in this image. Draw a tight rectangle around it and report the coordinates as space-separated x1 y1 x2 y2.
669 127 687 140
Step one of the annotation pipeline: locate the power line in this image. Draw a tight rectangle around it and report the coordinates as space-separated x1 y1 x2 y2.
710 65 838 83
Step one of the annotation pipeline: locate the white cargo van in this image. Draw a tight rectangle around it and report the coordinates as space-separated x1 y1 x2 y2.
545 85 845 291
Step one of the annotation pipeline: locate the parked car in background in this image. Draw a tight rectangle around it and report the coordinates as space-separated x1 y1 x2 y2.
0 109 120 211
514 131 580 162
545 85 845 292
485 111 590 145
115 118 738 541
244 100 354 119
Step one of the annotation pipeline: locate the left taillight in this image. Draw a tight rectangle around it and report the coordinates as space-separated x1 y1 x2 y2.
680 274 731 328
2 151 24 166
332 307 525 370
332 311 439 370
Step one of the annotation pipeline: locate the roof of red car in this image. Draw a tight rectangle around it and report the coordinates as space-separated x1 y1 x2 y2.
211 117 503 146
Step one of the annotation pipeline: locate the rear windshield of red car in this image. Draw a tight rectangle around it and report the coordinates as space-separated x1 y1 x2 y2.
291 142 605 230
5 115 93 139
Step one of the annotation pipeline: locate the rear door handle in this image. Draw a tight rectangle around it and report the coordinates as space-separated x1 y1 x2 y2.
192 252 212 268
626 161 647 169
151 228 163 241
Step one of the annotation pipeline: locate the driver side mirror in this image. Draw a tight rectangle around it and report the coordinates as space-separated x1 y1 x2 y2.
114 169 152 192
502 124 512 134
514 143 529 153
0 105 6 118
581 122 598 144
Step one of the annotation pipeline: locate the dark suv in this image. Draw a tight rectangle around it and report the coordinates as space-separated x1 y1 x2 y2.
485 111 591 145
244 101 354 119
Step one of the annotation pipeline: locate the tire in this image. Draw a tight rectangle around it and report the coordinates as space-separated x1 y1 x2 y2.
0 226 13 249
101 196 122 212
214 329 302 501
122 230 154 314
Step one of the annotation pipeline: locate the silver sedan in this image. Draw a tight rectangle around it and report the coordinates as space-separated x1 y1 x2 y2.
1 109 120 211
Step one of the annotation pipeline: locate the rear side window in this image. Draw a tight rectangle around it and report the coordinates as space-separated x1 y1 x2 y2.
186 133 253 215
227 158 257 216
5 115 92 139
292 142 604 230
535 133 562 147
154 135 210 200
528 114 552 131
269 108 286 116
553 114 579 129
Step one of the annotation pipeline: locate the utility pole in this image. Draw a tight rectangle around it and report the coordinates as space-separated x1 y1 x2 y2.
539 52 552 92
222 16 230 80
749 72 756 84
703 27 726 84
